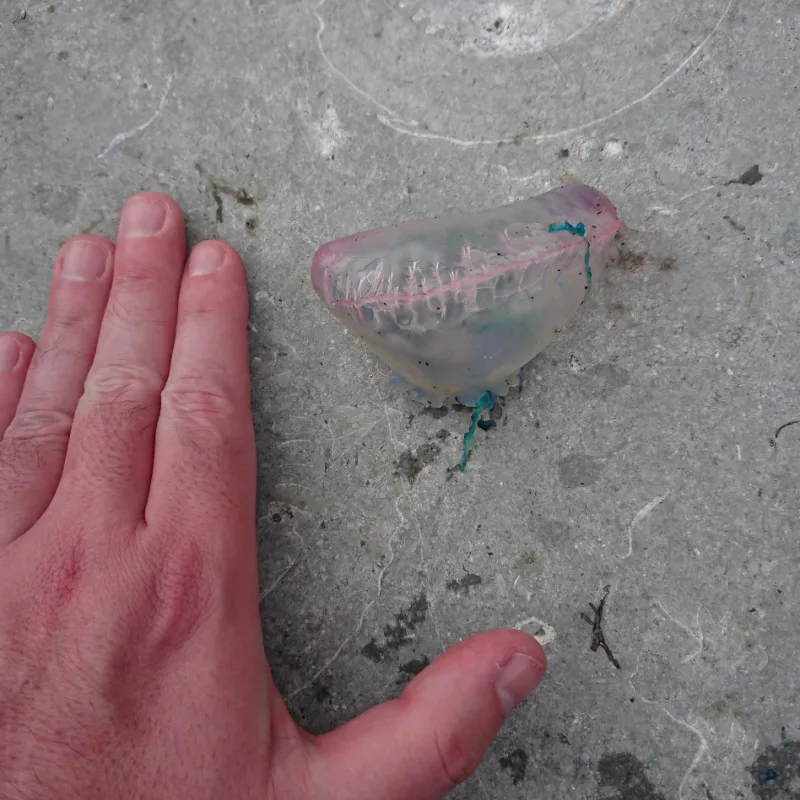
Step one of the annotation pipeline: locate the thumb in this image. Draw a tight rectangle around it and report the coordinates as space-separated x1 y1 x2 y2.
309 629 546 800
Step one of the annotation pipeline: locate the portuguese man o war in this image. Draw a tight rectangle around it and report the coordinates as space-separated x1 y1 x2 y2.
310 184 623 468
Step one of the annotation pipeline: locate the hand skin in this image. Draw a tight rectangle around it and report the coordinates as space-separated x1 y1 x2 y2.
0 193 547 800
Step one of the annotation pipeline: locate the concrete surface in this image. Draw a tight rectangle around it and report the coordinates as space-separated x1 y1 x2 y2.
2 0 798 797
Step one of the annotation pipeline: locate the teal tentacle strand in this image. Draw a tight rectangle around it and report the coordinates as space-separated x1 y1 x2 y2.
460 390 495 471
549 220 592 285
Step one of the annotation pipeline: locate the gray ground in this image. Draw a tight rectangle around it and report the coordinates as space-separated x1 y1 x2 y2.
2 1 798 797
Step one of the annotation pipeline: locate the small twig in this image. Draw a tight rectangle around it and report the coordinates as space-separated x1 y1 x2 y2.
773 420 800 443
582 585 621 669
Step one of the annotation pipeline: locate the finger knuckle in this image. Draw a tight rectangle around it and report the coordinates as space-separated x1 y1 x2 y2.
3 407 74 444
85 361 164 406
0 418 68 500
161 375 236 424
144 538 215 649
434 727 480 788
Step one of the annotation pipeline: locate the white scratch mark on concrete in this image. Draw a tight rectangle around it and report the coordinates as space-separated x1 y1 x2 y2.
330 0 734 147
629 653 711 800
294 55 334 239
664 708 710 800
475 773 491 800
656 600 704 663
260 521 307 600
512 614 557 647
409 503 444 647
98 73 174 158
620 491 669 559
647 185 717 215
736 444 742 461
286 495 404 702
310 0 394 116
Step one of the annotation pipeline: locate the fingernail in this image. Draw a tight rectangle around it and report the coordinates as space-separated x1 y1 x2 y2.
120 196 168 238
188 242 226 277
0 336 21 374
60 239 109 282
495 653 545 716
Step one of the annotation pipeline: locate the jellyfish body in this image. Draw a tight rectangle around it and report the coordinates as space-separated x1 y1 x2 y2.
311 184 623 407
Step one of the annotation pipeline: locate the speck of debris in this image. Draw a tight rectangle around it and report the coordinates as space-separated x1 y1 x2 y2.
211 185 224 222
727 164 763 186
581 585 621 669
723 215 746 232
235 188 256 205
445 572 483 595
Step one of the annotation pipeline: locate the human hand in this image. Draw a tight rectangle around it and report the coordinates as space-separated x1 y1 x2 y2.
0 192 546 799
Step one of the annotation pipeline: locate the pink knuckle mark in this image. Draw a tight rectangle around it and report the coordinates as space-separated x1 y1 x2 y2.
86 362 164 404
145 539 214 648
4 408 75 443
161 376 235 421
32 534 90 619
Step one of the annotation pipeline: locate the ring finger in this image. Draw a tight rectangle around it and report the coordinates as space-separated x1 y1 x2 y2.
0 237 113 545
0 333 36 436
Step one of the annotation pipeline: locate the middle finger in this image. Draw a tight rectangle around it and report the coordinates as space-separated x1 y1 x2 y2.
56 192 186 524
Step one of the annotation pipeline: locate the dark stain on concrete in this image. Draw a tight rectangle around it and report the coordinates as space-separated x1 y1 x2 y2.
557 453 604 489
234 188 256 205
361 639 384 663
397 655 430 683
499 748 528 785
361 593 429 663
32 184 79 224
779 222 800 260
445 572 482 595
597 752 667 800
659 257 677 271
211 183 224 222
395 442 441 483
617 248 646 270
748 738 800 798
420 405 450 420
195 162 258 223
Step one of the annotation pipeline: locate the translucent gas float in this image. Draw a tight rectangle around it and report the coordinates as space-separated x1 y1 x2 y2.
311 184 623 412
